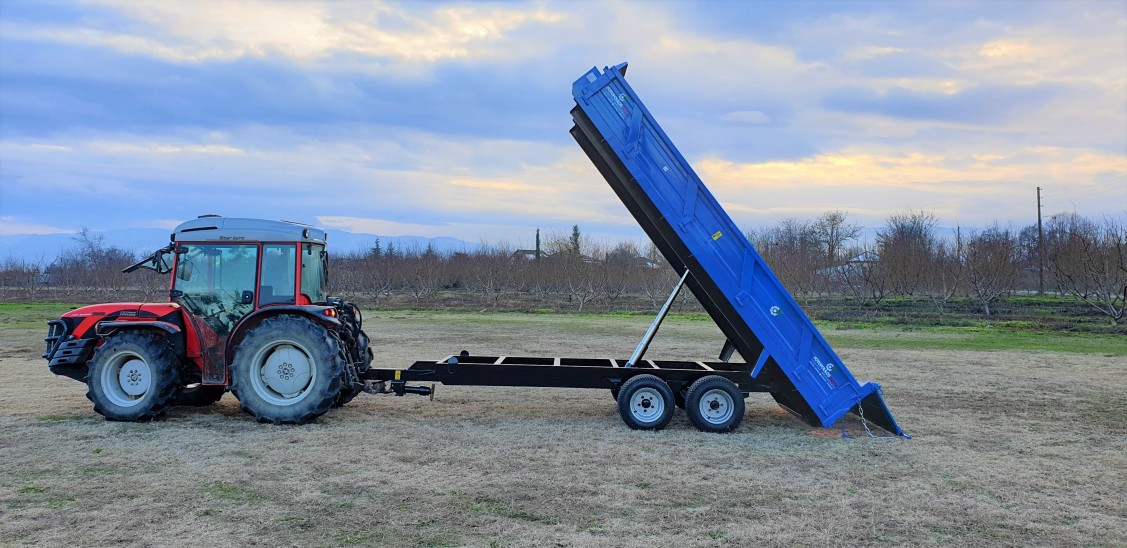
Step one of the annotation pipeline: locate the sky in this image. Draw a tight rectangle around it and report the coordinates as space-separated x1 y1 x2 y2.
1 0 1124 250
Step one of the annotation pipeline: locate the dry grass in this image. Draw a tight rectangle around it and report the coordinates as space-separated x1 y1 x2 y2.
2 311 1125 547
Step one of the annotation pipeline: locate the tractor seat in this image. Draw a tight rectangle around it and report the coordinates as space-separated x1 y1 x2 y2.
258 285 294 306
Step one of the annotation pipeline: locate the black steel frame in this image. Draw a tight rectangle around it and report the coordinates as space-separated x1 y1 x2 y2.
363 356 772 395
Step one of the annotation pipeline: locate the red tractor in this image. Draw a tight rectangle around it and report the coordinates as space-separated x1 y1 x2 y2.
43 215 372 424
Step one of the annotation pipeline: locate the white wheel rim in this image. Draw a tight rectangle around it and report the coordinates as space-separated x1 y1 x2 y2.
249 340 316 406
697 388 735 425
101 352 152 407
628 387 666 424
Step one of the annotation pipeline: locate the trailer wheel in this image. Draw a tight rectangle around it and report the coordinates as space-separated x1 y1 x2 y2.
617 374 675 431
229 316 346 424
85 331 181 421
684 375 745 433
175 383 225 406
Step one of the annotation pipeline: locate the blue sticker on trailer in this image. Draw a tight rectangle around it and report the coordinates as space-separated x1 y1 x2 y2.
570 62 907 437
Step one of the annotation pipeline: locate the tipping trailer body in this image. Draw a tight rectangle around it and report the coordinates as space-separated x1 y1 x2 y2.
569 63 905 436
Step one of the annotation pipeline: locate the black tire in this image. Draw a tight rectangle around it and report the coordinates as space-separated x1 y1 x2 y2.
175 384 225 407
333 388 361 407
85 331 181 421
684 375 745 433
229 316 346 424
616 374 675 431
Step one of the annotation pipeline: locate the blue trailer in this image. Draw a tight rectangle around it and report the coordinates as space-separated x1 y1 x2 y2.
365 62 907 437
568 62 905 436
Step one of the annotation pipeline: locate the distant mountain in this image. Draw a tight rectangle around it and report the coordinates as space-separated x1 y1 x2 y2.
0 228 479 265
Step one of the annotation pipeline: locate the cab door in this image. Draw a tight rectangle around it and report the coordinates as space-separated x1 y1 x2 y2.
172 243 259 384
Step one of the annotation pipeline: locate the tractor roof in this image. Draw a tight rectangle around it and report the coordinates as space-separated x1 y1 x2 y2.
172 216 327 245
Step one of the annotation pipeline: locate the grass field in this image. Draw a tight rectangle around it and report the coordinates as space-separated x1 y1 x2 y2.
1 305 1125 546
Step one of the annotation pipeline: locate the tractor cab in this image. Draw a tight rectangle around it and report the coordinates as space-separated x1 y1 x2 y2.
166 216 330 383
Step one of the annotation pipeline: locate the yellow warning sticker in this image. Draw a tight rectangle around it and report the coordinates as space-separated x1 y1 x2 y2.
394 370 401 380
712 231 723 240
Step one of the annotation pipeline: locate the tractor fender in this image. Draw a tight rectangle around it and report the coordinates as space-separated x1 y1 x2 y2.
225 305 343 365
95 320 181 337
93 320 186 356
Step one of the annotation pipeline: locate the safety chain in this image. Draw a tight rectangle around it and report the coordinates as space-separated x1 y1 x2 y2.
839 402 906 440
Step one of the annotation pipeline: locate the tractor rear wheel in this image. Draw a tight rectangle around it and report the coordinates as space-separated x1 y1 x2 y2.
229 316 346 424
85 331 181 421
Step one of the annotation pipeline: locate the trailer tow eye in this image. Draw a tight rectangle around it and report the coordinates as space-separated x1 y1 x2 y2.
390 381 434 399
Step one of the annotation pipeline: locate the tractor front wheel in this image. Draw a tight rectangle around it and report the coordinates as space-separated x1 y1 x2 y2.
229 316 346 424
85 331 182 421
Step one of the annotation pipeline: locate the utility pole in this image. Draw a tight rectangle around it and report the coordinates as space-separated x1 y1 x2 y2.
1037 186 1044 295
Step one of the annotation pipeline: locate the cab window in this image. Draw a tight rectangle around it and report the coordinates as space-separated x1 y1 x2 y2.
259 244 296 305
173 244 258 334
300 243 327 304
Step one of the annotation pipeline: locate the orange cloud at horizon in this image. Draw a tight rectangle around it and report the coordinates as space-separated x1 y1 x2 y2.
696 148 1127 195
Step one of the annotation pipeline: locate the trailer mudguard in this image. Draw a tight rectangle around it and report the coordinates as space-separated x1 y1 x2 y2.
570 62 906 436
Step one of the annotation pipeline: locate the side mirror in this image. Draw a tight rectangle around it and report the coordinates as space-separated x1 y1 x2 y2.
241 290 255 305
176 260 193 281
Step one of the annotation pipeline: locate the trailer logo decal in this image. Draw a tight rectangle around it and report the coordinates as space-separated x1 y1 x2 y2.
810 356 839 388
770 306 781 317
603 88 633 118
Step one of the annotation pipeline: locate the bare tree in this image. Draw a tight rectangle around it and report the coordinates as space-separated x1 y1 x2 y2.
964 226 1021 316
836 245 891 307
877 211 937 297
401 246 446 307
603 241 639 309
1046 214 1127 326
549 233 606 312
638 243 677 309
923 227 966 314
747 218 820 299
465 244 516 309
58 227 138 299
813 210 863 267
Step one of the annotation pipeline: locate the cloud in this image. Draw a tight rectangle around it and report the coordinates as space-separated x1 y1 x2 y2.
0 216 74 236
720 111 771 125
0 0 1123 246
821 84 1064 124
694 145 1127 227
4 1 566 67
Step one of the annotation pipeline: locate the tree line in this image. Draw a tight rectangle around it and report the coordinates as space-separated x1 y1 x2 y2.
2 212 1124 325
